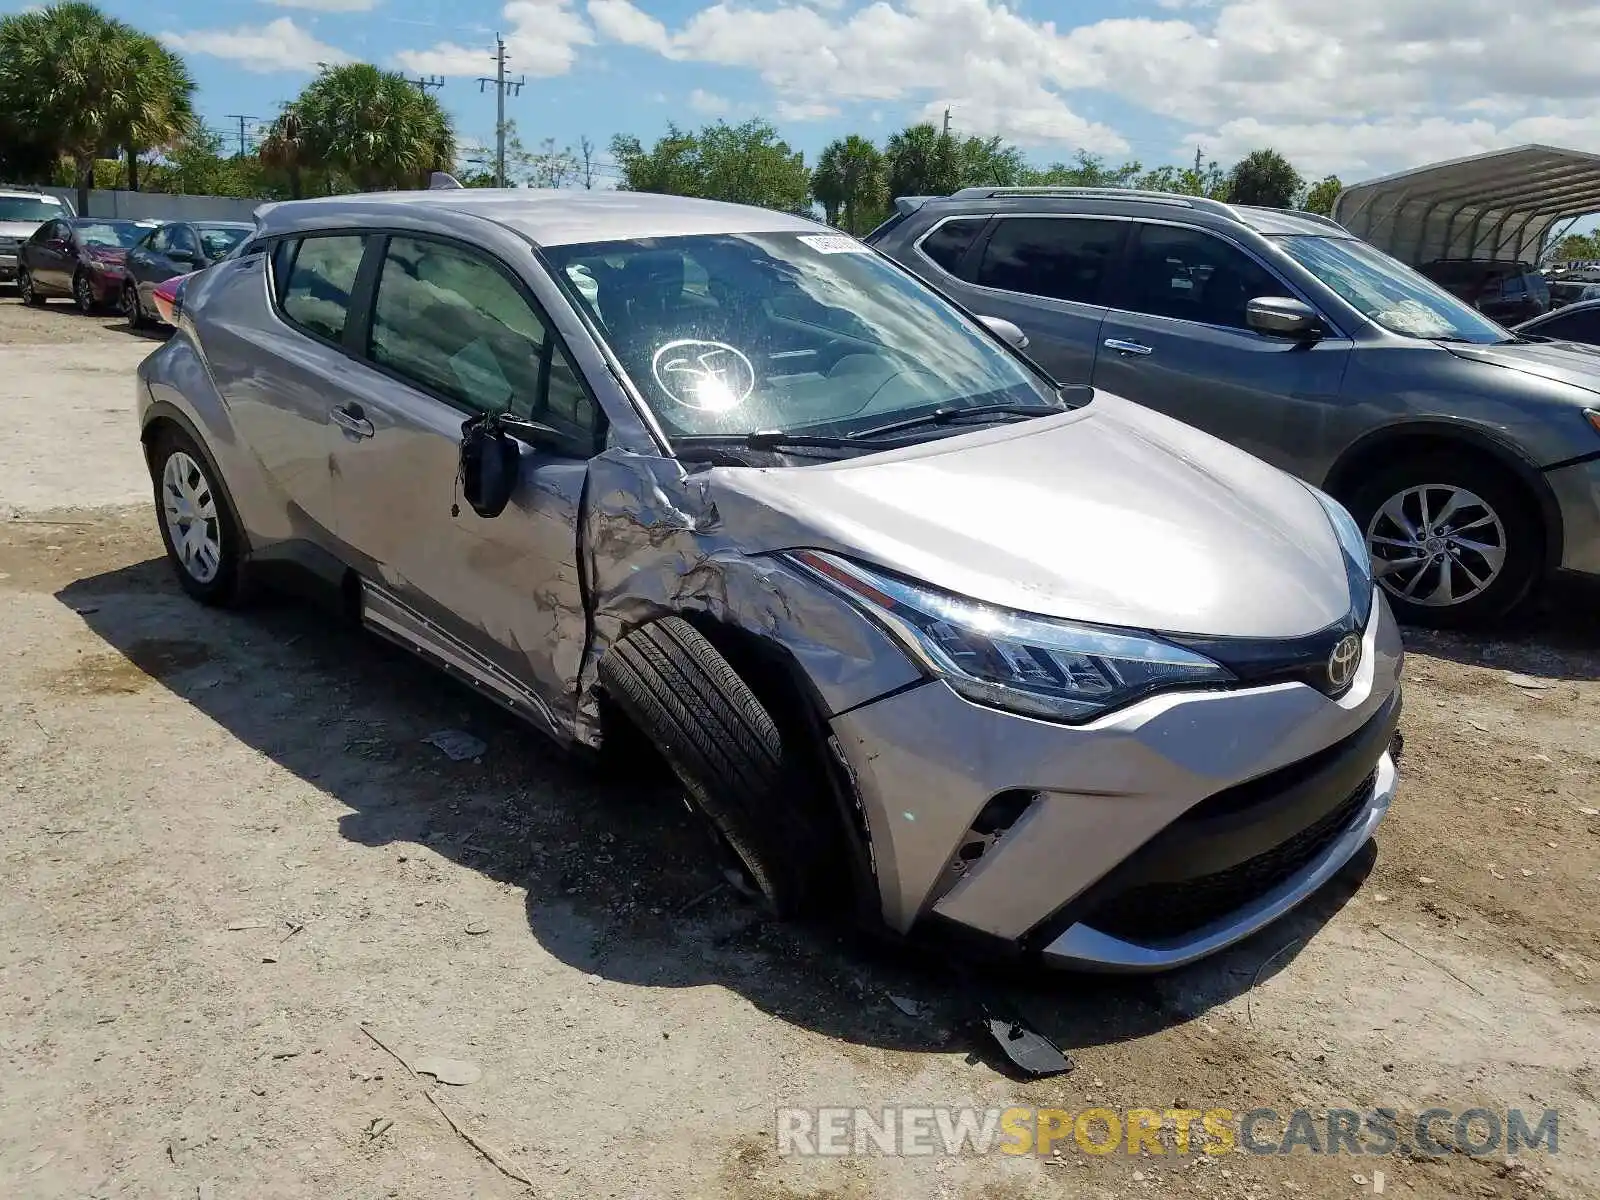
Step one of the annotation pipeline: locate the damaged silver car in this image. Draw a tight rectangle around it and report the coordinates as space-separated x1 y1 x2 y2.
135 188 1403 970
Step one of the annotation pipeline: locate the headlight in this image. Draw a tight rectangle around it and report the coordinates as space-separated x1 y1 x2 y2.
1307 486 1374 620
786 550 1233 723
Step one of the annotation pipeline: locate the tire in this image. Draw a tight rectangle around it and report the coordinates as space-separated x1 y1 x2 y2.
73 270 98 315
121 281 149 328
17 267 44 306
1346 450 1543 628
598 617 833 917
149 426 251 606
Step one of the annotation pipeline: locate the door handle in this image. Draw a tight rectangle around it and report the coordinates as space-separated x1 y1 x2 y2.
330 403 374 438
1104 338 1153 357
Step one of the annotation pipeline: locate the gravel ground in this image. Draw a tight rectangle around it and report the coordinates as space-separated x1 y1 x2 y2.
1 297 1597 1200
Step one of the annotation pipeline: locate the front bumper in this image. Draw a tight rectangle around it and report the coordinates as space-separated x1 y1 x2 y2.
830 592 1403 971
85 267 123 303
0 252 17 281
1547 456 1600 578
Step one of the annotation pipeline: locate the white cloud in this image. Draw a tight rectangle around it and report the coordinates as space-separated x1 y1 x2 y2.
776 100 839 121
396 1 592 78
585 0 1600 176
688 88 730 115
160 18 352 73
265 0 378 12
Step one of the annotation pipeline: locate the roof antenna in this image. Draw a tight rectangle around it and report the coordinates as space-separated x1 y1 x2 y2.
429 171 465 190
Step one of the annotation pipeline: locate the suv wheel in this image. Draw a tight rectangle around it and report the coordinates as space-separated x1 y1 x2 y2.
597 617 834 917
1347 452 1542 627
149 427 251 606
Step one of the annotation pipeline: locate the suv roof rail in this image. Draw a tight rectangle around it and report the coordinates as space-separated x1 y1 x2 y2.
947 185 1239 217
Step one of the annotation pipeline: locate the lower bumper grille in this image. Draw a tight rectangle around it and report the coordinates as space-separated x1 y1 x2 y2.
1082 769 1376 943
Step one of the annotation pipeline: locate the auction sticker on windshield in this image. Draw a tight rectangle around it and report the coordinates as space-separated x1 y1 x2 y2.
798 234 870 255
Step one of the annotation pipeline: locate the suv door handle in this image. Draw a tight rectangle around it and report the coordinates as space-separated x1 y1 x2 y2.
1104 338 1153 357
330 403 374 438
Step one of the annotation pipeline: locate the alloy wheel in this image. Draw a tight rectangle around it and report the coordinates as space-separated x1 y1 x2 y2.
1365 483 1507 608
161 450 223 584
18 269 34 305
74 273 94 313
121 283 139 322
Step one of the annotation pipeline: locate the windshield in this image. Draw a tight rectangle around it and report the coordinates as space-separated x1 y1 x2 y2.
75 221 150 249
0 196 64 223
1274 235 1510 343
198 225 249 258
544 231 1057 439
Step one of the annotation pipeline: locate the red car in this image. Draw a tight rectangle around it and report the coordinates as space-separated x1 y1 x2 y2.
150 271 195 326
16 216 159 313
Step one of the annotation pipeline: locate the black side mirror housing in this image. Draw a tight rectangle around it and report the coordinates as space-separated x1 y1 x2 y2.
169 249 195 265
458 411 567 518
1245 296 1324 340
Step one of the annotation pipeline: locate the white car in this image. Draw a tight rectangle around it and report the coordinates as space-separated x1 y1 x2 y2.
0 189 72 286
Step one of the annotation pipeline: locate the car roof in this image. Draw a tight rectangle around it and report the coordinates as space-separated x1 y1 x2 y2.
0 188 64 200
254 189 822 247
897 189 1352 238
1521 297 1600 324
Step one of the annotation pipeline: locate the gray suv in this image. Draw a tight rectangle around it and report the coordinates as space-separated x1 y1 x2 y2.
869 188 1600 626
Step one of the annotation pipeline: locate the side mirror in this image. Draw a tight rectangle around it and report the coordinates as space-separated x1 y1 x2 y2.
1245 296 1323 340
46 238 68 252
458 411 567 518
977 314 1030 351
169 248 195 265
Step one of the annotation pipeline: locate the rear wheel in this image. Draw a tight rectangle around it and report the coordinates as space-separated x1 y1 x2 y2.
1347 451 1543 627
149 427 251 606
598 617 834 917
17 267 44 306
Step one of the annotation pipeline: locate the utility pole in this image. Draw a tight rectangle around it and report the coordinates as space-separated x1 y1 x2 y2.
942 107 951 137
477 34 525 187
225 115 260 158
1193 145 1203 174
408 75 445 95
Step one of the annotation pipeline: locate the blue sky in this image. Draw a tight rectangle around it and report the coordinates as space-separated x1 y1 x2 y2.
9 0 1600 189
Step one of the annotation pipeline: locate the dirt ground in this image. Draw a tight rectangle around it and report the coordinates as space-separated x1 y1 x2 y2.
1 296 1597 1200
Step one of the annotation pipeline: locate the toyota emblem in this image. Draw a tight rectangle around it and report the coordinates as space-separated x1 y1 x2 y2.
1327 633 1361 691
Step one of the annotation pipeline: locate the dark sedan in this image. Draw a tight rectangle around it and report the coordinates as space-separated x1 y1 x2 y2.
121 220 253 327
17 217 158 312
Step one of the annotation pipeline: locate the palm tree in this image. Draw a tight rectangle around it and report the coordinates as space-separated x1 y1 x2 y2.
108 32 196 192
811 135 885 235
1226 148 1302 209
884 123 960 201
259 107 308 199
291 63 456 192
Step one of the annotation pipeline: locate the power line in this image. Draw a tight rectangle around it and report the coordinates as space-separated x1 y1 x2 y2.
476 34 525 187
408 75 445 94
224 114 264 157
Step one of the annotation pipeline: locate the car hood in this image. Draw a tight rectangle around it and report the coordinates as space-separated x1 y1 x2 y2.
707 392 1353 639
0 220 45 241
1446 338 1600 396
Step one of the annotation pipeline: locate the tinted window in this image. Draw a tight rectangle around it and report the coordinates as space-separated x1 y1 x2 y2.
169 225 199 257
976 217 1123 303
1532 308 1600 344
918 218 985 273
1122 224 1291 328
198 225 248 260
280 235 365 343
370 236 597 433
146 227 171 254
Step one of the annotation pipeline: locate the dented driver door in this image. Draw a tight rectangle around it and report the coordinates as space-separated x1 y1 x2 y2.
329 234 596 738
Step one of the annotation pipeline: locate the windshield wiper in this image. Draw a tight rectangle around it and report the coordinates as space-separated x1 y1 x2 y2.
852 401 1066 440
672 431 870 453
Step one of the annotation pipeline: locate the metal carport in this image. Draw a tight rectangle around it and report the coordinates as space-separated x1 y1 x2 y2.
1332 144 1600 267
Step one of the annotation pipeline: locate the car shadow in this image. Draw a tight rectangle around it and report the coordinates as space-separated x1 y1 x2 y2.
1398 573 1600 682
57 557 1370 1062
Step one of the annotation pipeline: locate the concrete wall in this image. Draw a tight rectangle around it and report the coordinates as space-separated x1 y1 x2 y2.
39 187 262 223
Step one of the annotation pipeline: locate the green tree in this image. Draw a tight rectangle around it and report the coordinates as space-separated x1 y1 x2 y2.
884 123 960 198
1549 232 1600 264
259 107 309 199
290 63 455 192
1302 175 1342 217
1025 151 1142 189
524 136 578 188
956 135 1028 188
612 119 810 212
812 134 885 233
0 2 196 211
1226 148 1301 209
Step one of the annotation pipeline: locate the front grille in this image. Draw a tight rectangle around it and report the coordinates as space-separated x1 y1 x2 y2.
1081 770 1375 943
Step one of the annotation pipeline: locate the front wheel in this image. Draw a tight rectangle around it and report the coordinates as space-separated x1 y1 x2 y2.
17 267 44 306
1346 452 1543 628
121 281 149 328
598 617 835 917
73 271 98 315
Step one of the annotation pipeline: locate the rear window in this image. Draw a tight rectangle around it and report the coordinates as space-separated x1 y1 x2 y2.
975 217 1125 304
917 218 986 273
